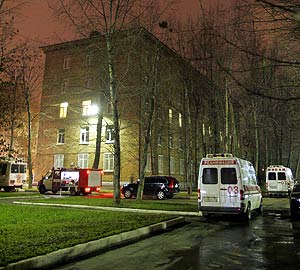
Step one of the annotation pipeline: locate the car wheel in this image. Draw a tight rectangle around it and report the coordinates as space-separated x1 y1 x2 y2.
70 187 76 196
38 185 46 194
124 189 132 199
156 190 166 200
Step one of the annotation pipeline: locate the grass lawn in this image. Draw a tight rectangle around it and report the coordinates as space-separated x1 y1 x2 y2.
0 191 42 198
0 204 174 267
27 195 198 212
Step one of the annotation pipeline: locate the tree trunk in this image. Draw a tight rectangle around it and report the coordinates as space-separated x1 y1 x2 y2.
92 106 103 169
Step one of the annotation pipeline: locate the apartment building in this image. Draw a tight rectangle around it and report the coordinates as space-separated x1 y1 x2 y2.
35 28 212 186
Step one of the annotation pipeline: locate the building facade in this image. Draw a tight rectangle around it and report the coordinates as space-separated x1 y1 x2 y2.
35 28 212 186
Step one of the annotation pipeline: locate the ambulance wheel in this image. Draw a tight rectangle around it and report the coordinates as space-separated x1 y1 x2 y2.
257 200 263 214
81 189 88 196
244 203 252 220
38 185 46 194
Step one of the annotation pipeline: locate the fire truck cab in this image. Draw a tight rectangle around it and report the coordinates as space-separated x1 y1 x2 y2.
38 168 103 196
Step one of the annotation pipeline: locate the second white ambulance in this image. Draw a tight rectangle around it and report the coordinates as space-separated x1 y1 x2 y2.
198 153 262 220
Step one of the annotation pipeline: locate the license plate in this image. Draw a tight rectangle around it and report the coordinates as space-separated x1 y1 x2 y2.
204 197 218 202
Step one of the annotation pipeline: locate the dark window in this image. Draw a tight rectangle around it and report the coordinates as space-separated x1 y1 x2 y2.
0 164 7 175
221 168 237 184
11 164 19 173
278 172 286 180
105 125 114 142
202 168 218 184
268 172 276 180
293 184 300 193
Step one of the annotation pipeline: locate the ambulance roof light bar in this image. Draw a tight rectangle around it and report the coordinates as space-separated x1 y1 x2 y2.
206 153 233 158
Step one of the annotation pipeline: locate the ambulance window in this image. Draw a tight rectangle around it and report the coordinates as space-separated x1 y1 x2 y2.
0 164 7 175
268 172 276 180
278 172 286 180
20 165 26 173
11 164 19 173
221 168 237 184
202 168 218 184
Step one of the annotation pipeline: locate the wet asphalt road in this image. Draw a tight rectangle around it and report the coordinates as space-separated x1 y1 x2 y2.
53 198 300 270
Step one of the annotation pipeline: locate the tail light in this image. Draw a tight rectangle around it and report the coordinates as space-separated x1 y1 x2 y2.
168 179 174 189
197 188 201 200
85 187 91 193
96 187 101 192
240 190 245 200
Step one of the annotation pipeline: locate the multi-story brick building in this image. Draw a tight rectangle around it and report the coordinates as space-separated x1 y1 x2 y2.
35 28 212 186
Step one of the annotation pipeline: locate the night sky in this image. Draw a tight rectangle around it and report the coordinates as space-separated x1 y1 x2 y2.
16 0 230 46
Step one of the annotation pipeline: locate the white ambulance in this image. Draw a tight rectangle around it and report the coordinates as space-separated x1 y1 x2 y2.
266 165 294 196
198 153 263 220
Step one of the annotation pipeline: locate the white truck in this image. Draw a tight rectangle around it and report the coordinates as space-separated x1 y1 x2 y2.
266 165 294 197
38 167 103 196
0 158 27 192
198 153 263 220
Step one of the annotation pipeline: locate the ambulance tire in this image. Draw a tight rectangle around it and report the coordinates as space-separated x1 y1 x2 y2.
257 200 263 214
38 185 46 194
244 203 252 221
81 189 89 196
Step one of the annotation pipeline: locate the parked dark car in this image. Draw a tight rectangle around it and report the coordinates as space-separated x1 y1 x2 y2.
121 176 180 200
289 183 300 219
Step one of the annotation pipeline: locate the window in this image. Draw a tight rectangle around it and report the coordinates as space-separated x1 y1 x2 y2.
168 108 172 124
105 125 114 143
179 113 182 127
158 133 162 146
54 154 64 168
82 100 91 116
63 58 70 69
104 153 114 171
107 102 112 114
221 168 237 184
157 107 162 120
0 164 7 175
85 54 92 67
145 154 151 172
80 126 89 144
170 157 175 174
278 172 286 180
169 135 173 149
180 159 184 175
179 136 184 150
84 77 93 89
59 102 68 118
78 153 89 168
158 155 164 173
61 79 69 93
57 128 65 144
268 172 276 180
202 168 218 184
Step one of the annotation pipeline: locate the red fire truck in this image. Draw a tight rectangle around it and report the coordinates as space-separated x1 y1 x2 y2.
38 168 103 196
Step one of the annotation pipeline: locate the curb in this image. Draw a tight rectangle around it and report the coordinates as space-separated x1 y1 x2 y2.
1 217 185 270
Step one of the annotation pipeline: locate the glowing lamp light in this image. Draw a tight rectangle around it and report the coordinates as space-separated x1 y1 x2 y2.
89 105 98 115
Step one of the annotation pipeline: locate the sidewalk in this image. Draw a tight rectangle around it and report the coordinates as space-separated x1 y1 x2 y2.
2 202 196 270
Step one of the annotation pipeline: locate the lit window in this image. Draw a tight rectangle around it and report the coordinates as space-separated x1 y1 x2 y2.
170 157 175 174
63 58 70 69
59 102 68 118
158 155 163 173
57 128 65 144
104 153 114 172
180 159 184 175
61 79 69 93
169 135 173 148
80 126 89 144
105 125 114 143
169 108 172 124
82 100 91 116
179 113 182 127
78 153 89 168
54 154 64 168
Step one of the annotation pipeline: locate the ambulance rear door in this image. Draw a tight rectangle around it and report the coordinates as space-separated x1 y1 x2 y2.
219 160 240 209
